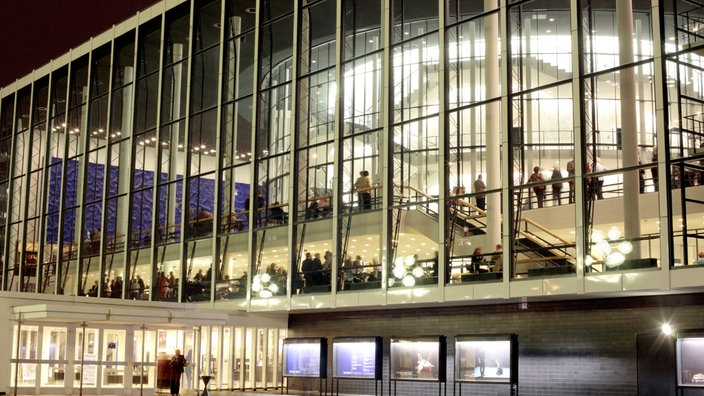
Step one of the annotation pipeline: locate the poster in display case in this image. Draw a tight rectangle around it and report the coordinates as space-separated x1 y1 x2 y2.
454 334 517 383
390 336 446 382
332 337 382 380
282 338 327 378
677 331 704 387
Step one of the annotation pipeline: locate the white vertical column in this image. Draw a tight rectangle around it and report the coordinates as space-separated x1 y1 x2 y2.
123 328 134 391
651 0 672 281
524 19 534 170
485 0 501 250
636 20 647 152
469 21 477 183
168 44 184 231
570 0 586 280
617 0 642 256
116 66 133 242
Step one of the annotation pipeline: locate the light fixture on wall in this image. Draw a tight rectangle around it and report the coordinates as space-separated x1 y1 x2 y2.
252 273 278 298
586 227 633 269
389 255 425 287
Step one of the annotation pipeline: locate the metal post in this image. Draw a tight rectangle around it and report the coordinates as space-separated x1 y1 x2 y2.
79 322 87 396
13 311 22 396
140 324 146 396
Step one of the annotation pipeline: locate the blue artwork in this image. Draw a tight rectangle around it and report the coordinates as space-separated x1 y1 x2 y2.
45 158 242 244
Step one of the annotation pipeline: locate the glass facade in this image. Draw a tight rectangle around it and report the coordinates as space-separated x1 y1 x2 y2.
9 321 286 392
2 0 704 306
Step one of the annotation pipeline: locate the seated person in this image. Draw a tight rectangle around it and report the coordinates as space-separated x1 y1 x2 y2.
87 280 99 297
467 247 488 273
491 244 503 272
193 208 213 236
698 251 704 265
228 211 245 231
268 202 288 224
318 197 332 217
305 201 319 219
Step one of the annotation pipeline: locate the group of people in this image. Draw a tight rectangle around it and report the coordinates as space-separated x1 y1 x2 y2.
339 254 382 289
157 271 179 300
528 160 607 208
293 251 382 292
189 207 214 237
298 251 333 290
466 244 503 274
305 197 332 219
86 274 147 299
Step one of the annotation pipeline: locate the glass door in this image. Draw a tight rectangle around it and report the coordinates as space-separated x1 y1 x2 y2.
244 328 254 389
133 328 156 390
222 327 232 389
102 329 126 388
74 327 100 389
182 329 196 390
40 326 68 388
11 325 39 387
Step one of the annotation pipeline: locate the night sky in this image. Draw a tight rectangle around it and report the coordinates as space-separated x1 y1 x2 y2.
0 0 159 89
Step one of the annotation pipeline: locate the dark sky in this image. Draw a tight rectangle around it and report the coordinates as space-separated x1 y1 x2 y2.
0 0 160 89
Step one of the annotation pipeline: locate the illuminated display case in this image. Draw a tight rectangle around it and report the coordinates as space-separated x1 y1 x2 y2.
332 337 382 380
389 336 446 382
677 331 704 387
454 334 517 384
282 338 327 378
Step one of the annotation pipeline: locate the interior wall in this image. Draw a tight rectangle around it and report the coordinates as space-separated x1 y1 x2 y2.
286 294 704 396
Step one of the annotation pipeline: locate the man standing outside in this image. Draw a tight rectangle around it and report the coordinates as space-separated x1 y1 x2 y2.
473 175 486 211
169 348 188 396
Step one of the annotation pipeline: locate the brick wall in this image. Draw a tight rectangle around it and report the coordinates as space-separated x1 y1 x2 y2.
286 294 704 396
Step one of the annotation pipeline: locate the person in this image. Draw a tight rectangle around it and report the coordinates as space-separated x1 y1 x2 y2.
431 250 439 281
318 196 332 217
158 272 169 300
321 251 333 285
137 274 145 299
551 165 563 206
111 276 123 298
476 347 486 378
527 166 546 208
129 278 140 300
88 280 99 297
195 207 213 236
305 201 319 219
301 252 316 288
90 227 101 253
194 269 205 282
354 170 372 210
591 160 606 200
651 146 659 191
353 255 364 282
491 244 503 273
184 350 193 389
312 252 324 285
566 159 575 203
341 255 355 290
243 194 252 226
267 263 277 277
697 252 704 265
467 247 484 273
255 190 267 225
168 271 177 297
169 348 188 396
474 175 486 210
268 202 288 224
